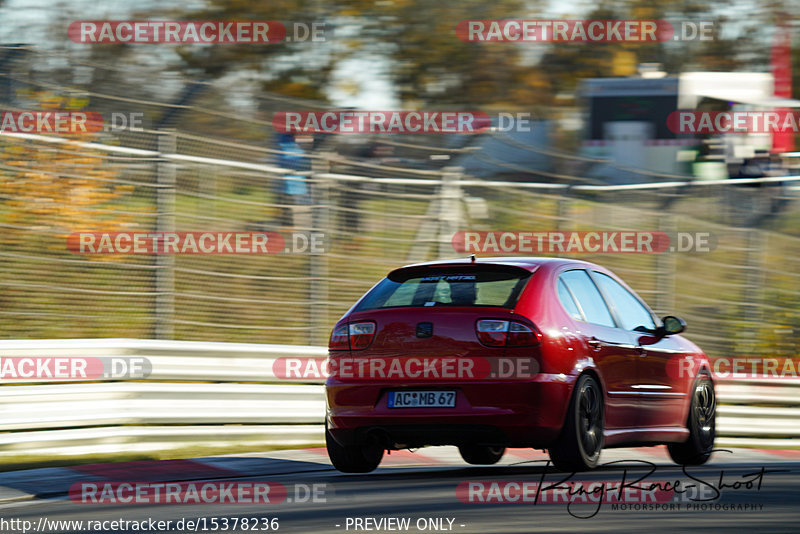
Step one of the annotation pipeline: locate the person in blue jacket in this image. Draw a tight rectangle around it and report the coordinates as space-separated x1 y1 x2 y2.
274 133 311 226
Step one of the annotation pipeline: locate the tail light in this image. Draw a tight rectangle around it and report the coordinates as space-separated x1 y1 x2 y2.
329 324 350 350
476 319 542 347
349 321 376 349
329 321 377 350
475 320 508 347
508 321 542 346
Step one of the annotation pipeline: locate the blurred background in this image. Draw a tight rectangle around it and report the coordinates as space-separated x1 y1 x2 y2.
0 0 799 463
1 0 799 357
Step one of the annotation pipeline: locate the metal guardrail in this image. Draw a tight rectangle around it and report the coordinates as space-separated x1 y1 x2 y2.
716 377 800 448
0 339 328 458
0 339 797 458
0 338 327 383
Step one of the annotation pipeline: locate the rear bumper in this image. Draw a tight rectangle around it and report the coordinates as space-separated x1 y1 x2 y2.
326 373 575 449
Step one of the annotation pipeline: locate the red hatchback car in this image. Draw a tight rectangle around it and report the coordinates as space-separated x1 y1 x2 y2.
325 257 715 472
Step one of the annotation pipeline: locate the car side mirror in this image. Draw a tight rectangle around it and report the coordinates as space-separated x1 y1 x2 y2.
656 315 686 337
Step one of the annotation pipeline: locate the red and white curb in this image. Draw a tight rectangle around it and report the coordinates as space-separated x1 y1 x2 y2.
0 446 796 503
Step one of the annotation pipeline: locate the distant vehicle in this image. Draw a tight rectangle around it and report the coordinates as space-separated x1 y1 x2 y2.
580 71 789 183
325 257 715 472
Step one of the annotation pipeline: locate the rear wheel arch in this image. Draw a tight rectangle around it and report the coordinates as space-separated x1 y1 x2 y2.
575 367 607 427
573 367 606 407
541 363 603 432
552 366 606 434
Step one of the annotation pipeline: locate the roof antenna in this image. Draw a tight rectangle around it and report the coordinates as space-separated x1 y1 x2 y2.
470 254 476 263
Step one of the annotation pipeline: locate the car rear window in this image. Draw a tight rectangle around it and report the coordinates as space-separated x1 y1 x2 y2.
353 266 532 311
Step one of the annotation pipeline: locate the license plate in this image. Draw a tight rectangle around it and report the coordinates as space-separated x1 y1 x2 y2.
387 391 456 408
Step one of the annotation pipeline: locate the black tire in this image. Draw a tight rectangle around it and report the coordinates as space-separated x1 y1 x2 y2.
458 445 506 465
668 374 715 466
548 374 604 472
325 423 384 473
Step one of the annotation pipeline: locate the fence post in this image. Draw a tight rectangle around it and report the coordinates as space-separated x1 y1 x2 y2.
654 215 677 315
155 130 176 339
738 228 766 357
438 167 464 259
555 193 573 232
309 156 331 344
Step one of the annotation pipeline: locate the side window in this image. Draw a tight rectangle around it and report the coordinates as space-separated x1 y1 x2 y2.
592 272 657 332
559 270 615 328
557 279 583 320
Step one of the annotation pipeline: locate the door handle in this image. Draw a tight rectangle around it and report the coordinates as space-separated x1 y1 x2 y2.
588 337 639 351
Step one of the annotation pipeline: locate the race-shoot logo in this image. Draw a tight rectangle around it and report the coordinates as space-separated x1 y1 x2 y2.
458 456 780 518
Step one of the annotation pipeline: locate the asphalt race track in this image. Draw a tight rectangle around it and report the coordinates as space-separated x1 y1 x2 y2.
1 447 798 533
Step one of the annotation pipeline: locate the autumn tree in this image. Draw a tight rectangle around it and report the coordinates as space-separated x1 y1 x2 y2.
0 90 137 251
